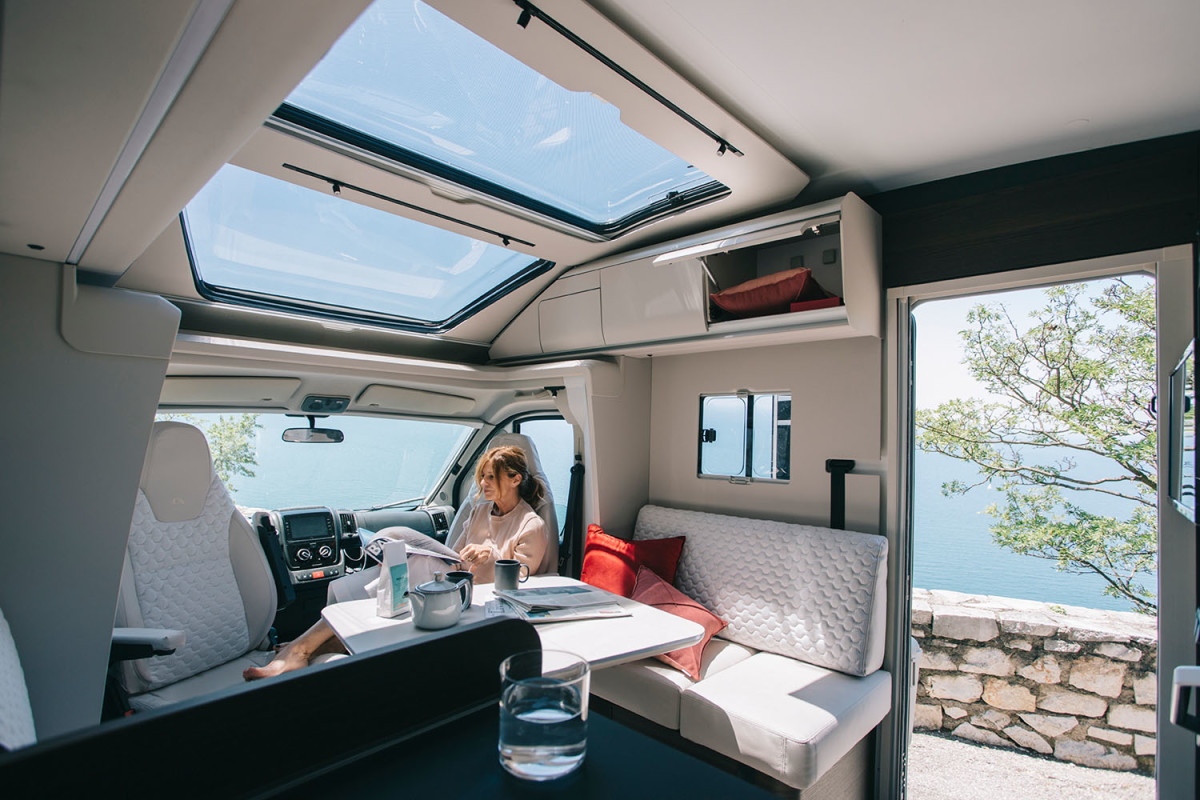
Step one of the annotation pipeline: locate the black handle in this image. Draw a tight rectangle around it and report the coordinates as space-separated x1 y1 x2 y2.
825 459 856 530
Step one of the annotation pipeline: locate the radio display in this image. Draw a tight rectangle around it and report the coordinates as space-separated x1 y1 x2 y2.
286 512 331 541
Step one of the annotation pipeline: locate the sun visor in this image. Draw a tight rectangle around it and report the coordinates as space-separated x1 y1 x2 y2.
356 385 475 415
160 376 301 406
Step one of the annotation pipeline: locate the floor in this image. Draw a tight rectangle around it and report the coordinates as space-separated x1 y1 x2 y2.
907 732 1154 800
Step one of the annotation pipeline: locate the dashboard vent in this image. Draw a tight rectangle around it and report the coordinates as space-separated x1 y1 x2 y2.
432 511 448 530
339 512 357 533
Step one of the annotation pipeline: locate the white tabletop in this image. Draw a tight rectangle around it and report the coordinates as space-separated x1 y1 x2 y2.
321 575 705 669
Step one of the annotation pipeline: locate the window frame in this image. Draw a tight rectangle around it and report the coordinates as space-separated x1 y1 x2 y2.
696 390 791 483
180 211 555 334
272 105 729 241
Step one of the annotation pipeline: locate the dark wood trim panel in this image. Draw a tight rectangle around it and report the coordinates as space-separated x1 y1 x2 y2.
868 132 1200 288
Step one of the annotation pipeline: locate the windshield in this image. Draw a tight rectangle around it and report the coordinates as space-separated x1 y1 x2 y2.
156 412 474 511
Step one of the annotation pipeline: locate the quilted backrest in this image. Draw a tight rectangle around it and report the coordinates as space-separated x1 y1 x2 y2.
634 505 888 677
447 433 559 574
115 422 276 694
0 606 36 750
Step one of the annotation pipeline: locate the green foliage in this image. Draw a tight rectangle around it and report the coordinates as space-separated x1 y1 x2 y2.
156 413 261 492
916 278 1158 613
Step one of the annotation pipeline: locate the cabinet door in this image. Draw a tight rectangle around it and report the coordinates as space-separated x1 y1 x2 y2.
538 290 604 353
600 257 707 346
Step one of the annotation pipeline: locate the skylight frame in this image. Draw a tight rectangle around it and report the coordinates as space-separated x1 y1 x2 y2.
183 217 555 333
179 166 556 335
271 105 730 241
272 0 732 240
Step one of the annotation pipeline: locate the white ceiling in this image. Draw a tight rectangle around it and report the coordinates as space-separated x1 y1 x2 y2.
588 0 1200 197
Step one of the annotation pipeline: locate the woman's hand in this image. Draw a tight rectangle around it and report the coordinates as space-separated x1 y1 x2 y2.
458 543 492 565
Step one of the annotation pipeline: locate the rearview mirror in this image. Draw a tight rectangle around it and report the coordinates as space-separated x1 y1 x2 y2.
282 427 344 443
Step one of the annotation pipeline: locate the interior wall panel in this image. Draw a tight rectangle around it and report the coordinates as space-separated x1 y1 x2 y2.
869 132 1200 288
648 338 883 534
0 256 178 738
588 357 653 540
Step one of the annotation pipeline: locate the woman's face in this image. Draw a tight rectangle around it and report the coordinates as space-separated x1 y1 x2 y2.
479 463 521 504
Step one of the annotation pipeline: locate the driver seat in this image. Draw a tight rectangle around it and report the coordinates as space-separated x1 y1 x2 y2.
446 433 559 574
113 421 278 711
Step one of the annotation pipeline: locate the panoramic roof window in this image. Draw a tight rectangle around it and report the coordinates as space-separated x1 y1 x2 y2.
183 165 548 329
277 0 725 235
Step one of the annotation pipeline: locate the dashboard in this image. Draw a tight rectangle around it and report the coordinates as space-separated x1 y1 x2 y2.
253 504 457 587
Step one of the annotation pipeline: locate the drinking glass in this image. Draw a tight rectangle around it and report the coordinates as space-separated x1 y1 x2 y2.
498 649 589 780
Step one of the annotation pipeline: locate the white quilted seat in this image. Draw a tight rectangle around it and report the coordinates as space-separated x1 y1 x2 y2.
113 421 277 711
681 653 892 790
591 504 891 791
590 638 755 729
0 605 36 750
446 433 559 575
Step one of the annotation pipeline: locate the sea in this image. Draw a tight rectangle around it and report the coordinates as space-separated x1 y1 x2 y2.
913 449 1157 613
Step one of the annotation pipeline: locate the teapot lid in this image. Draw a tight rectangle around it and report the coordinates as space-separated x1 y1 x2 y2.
415 572 459 593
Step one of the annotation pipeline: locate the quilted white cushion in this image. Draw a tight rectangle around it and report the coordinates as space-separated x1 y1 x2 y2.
126 483 251 690
128 650 274 712
0 607 36 750
590 638 756 729
634 505 887 677
680 652 892 790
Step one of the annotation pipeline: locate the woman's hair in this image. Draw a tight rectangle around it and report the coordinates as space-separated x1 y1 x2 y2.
474 445 546 507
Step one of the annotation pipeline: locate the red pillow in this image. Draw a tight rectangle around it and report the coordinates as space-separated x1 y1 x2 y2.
710 266 831 318
631 566 726 680
579 524 685 598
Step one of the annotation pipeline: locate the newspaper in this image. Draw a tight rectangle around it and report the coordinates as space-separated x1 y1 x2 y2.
487 598 630 625
493 585 614 611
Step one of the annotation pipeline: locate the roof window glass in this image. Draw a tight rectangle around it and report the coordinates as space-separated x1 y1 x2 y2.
183 164 547 329
279 0 724 234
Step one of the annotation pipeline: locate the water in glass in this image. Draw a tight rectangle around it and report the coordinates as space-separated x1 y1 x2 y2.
499 677 586 780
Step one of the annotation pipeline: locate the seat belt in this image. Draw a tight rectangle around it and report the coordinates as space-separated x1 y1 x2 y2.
255 513 296 611
559 459 585 578
551 388 586 578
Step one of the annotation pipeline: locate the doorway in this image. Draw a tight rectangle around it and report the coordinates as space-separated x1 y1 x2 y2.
882 247 1195 800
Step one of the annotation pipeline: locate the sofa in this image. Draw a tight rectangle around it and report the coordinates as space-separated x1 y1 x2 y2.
590 505 891 795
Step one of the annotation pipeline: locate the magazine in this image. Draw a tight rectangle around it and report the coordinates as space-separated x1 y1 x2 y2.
493 584 615 611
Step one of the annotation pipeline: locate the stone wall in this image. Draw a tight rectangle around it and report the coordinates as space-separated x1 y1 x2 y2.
912 588 1157 773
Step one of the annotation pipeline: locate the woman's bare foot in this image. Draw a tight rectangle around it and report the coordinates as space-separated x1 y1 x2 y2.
241 619 342 681
243 644 310 681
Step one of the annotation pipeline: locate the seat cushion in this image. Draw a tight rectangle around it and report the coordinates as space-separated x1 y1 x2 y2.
630 565 726 679
0 607 36 749
580 524 684 597
680 652 892 790
128 650 275 712
590 638 756 729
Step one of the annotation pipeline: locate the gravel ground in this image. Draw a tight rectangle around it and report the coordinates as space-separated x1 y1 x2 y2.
908 731 1154 800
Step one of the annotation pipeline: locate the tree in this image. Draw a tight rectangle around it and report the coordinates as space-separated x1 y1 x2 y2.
157 413 262 493
916 278 1158 613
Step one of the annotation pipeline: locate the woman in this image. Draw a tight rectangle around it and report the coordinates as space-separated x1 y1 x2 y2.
454 444 549 582
244 445 549 680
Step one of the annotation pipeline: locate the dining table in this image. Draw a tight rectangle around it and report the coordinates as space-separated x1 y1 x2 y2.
321 574 705 668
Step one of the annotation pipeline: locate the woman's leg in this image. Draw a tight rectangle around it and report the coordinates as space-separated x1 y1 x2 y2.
243 619 344 681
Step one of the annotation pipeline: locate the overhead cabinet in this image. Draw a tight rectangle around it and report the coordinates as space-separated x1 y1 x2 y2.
490 193 881 360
